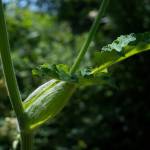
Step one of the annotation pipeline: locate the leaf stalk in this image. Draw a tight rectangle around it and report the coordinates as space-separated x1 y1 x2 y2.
70 0 110 74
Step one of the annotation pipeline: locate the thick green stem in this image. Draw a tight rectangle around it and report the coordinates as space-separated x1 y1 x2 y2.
21 131 34 150
0 0 24 122
0 1 33 149
70 0 110 74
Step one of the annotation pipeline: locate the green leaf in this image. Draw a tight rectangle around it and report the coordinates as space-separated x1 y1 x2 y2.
76 67 116 87
32 63 58 78
102 33 136 52
32 64 114 87
32 63 76 82
92 32 150 74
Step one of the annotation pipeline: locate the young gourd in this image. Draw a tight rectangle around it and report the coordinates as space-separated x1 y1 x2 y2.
23 79 77 129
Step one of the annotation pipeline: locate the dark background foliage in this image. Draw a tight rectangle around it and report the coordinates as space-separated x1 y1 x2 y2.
0 0 150 149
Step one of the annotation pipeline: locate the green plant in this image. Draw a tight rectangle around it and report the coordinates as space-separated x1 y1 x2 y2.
0 0 150 149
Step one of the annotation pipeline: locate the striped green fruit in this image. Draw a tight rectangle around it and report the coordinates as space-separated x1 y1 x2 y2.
23 79 76 129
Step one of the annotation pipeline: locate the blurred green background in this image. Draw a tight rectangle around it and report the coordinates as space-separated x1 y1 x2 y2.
0 0 150 149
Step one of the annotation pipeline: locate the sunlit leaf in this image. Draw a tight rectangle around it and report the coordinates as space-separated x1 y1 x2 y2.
92 32 150 74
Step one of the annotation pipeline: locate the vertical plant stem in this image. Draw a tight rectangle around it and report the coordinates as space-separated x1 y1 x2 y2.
0 1 33 149
70 0 110 74
21 131 34 150
0 0 24 122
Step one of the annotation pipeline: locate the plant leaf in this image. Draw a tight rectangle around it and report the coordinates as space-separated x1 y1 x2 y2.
32 64 114 87
76 67 115 87
33 31 150 87
32 63 76 82
92 32 150 74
